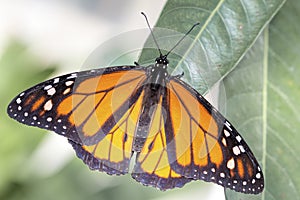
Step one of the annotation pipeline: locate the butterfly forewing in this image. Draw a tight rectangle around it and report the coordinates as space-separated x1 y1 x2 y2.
7 66 147 145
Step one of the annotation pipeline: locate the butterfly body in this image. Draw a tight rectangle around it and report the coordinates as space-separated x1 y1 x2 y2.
133 56 170 151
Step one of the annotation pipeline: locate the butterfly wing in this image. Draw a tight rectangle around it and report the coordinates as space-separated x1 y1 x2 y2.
163 77 264 194
7 66 148 174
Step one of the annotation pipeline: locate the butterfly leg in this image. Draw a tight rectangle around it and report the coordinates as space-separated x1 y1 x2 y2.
173 72 184 79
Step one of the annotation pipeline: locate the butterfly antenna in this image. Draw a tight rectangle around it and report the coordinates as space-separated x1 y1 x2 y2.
141 12 163 56
165 22 200 57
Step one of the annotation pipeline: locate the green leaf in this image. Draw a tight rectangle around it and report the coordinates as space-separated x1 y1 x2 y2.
222 0 300 199
265 0 300 198
139 0 285 94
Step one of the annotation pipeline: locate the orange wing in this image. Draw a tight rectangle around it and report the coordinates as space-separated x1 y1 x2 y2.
164 78 264 194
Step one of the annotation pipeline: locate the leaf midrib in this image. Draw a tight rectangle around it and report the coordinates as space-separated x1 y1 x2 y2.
262 27 269 200
173 0 225 72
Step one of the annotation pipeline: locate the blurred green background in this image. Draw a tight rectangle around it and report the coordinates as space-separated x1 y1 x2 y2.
0 1 223 200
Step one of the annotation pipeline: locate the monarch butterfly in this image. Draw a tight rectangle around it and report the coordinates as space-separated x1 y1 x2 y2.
7 13 264 194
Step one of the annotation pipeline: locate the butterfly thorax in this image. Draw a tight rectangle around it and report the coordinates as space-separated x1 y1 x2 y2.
133 55 169 151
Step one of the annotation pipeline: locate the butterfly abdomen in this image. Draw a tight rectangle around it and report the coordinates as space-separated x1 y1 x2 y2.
133 81 167 152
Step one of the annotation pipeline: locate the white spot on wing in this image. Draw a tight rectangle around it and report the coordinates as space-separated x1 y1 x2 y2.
256 173 261 179
232 146 241 155
67 73 77 79
220 172 225 178
47 117 52 122
44 100 53 111
53 78 60 84
225 121 232 131
239 145 245 153
222 138 227 146
227 158 235 170
65 80 74 86
224 129 230 137
225 121 231 127
16 98 21 104
63 88 71 95
44 85 52 90
236 135 242 142
47 87 56 96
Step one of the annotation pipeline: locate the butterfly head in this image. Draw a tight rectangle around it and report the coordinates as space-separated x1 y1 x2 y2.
155 54 169 66
146 55 170 90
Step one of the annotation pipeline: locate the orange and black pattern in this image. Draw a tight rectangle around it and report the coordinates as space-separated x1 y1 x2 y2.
7 56 264 194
